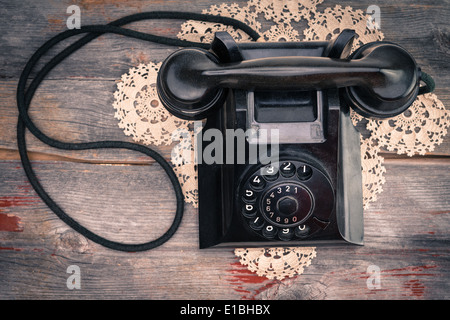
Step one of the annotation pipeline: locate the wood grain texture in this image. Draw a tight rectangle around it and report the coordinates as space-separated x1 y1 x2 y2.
0 0 449 300
0 159 448 299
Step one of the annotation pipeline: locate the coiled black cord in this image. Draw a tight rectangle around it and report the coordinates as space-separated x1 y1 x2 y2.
16 11 261 252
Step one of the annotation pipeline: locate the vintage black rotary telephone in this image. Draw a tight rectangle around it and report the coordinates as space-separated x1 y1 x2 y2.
17 12 434 251
157 29 433 248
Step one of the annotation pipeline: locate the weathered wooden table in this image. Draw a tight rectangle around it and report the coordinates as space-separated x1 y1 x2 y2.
0 0 449 300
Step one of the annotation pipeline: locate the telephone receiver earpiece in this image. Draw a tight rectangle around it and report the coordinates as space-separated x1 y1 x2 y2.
157 30 421 120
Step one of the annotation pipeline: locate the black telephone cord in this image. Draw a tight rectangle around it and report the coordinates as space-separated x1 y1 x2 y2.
16 11 261 252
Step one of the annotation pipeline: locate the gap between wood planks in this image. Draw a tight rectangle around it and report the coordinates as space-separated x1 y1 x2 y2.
0 148 157 166
0 147 449 166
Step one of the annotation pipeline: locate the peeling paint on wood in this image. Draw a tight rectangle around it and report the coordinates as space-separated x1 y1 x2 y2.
0 213 23 232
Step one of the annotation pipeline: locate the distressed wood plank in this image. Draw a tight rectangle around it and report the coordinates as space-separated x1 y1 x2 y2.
0 79 176 162
1 76 449 160
0 159 448 299
0 0 448 87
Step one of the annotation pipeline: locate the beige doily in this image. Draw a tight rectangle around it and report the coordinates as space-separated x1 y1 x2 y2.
177 3 261 44
112 62 199 207
112 0 449 281
112 62 192 146
355 93 450 157
170 124 202 207
359 136 386 208
303 4 384 48
235 247 317 280
248 0 323 23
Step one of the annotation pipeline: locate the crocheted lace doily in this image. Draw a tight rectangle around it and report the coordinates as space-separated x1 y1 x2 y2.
112 0 449 280
112 62 199 207
235 247 317 280
352 93 450 157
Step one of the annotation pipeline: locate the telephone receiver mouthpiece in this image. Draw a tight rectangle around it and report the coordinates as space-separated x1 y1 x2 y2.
157 38 420 119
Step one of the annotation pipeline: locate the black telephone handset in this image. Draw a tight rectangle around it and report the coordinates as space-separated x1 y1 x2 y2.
157 30 427 248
